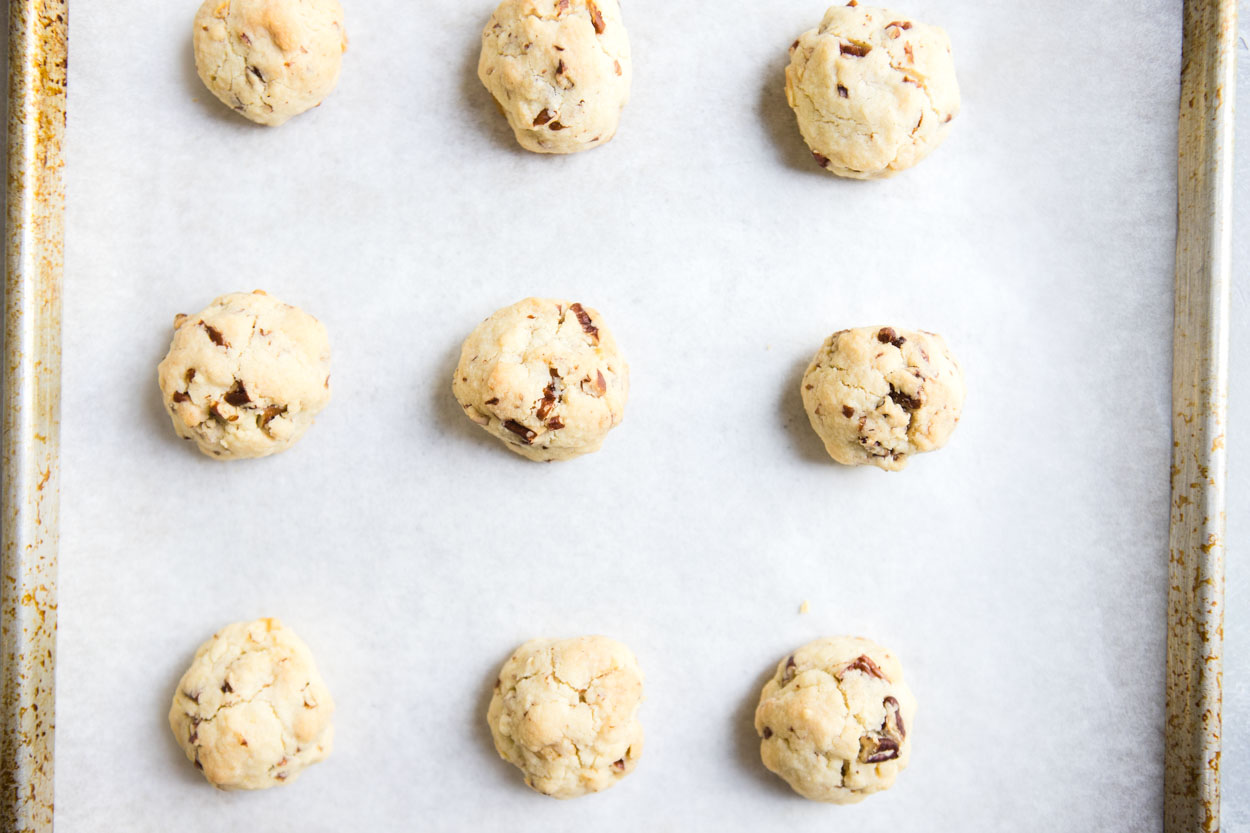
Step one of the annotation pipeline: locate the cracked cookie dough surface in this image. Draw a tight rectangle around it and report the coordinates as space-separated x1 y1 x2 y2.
755 636 916 804
478 0 631 153
453 297 628 461
488 636 644 798
801 326 963 471
157 290 332 460
193 0 348 126
785 4 959 178
169 618 334 791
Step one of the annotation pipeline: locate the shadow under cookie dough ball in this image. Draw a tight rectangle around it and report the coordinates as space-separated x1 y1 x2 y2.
478 0 631 153
193 0 348 126
755 636 916 804
488 635 644 798
157 290 332 460
169 618 335 790
785 4 959 178
453 297 628 461
801 326 963 470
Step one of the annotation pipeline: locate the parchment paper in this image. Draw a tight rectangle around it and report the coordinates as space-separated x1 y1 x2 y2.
58 1 1193 830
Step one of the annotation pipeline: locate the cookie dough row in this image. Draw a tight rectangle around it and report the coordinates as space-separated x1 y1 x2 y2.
170 620 916 804
157 292 966 470
193 0 960 178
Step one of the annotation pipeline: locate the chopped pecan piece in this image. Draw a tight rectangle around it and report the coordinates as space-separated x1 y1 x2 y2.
569 303 599 343
223 380 250 406
537 368 563 420
503 420 537 444
840 41 871 57
837 84 849 98
887 20 912 30
762 726 773 739
841 405 854 418
876 327 905 347
549 120 567 130
859 735 900 763
812 151 830 168
185 368 197 384
202 322 227 347
781 656 797 684
587 0 605 33
889 387 922 410
883 695 906 739
533 108 554 126
840 654 887 680
258 405 286 430
612 758 625 771
172 391 191 404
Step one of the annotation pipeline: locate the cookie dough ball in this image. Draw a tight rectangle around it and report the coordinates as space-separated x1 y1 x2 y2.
755 636 916 804
453 297 628 461
193 0 348 126
169 618 334 790
785 4 959 178
801 326 963 471
157 290 332 460
478 0 631 154
488 636 644 798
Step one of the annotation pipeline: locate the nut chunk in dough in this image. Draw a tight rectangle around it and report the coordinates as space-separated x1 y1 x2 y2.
801 326 964 471
193 0 348 126
157 290 332 460
785 4 960 178
755 636 916 804
478 0 631 153
453 297 629 462
488 635 644 798
169 618 335 790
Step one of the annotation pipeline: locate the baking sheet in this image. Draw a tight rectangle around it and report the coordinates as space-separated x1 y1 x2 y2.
1220 5 1249 829
57 1 1189 830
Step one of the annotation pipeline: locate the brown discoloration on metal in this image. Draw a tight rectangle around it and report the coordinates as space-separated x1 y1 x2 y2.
3 1 67 830
1165 1 1234 830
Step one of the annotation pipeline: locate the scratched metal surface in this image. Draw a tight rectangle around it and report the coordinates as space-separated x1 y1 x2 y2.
1 0 65 831
1165 1 1237 831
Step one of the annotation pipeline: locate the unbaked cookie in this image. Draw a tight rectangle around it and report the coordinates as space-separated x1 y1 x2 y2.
755 636 916 804
488 635 644 798
785 3 959 178
453 297 628 461
801 326 963 471
193 0 348 126
169 618 334 790
157 290 332 460
478 0 631 153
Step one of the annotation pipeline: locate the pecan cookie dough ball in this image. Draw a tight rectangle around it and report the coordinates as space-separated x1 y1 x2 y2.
755 636 916 804
478 0 631 153
785 4 959 178
169 618 335 790
488 636 644 798
453 297 628 461
193 0 348 126
801 326 963 471
157 290 332 460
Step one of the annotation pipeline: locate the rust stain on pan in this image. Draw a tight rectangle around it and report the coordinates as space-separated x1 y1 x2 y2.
2 1 66 830
1164 1 1235 831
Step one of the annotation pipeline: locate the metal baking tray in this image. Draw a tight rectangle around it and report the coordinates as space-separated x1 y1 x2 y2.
1 0 1236 829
